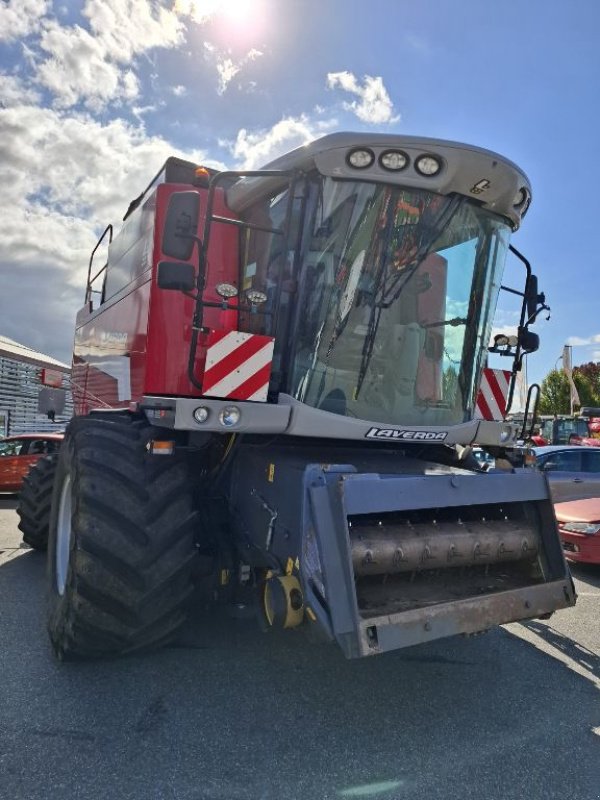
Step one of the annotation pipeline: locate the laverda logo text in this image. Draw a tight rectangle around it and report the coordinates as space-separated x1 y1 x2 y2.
365 427 448 441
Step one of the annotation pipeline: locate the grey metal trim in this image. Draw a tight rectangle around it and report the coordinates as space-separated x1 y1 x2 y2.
143 393 517 446
279 393 517 447
357 579 574 657
143 395 291 433
339 470 550 516
226 132 531 230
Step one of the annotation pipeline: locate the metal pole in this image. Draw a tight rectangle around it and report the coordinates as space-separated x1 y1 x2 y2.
569 345 574 416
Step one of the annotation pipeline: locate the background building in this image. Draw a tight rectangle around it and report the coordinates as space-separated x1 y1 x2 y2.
0 335 72 436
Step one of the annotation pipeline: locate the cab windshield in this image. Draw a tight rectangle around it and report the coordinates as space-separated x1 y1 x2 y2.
290 178 510 426
238 176 511 427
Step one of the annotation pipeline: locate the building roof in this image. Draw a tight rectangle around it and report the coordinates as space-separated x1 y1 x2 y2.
0 335 70 372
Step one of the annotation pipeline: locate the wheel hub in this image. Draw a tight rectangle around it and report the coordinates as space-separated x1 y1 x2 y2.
56 475 72 596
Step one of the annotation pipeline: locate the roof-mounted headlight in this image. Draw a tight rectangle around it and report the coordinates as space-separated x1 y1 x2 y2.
379 150 409 171
415 154 442 176
347 148 375 169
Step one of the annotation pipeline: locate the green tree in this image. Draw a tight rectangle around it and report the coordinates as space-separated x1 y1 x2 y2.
538 368 597 414
538 370 569 414
573 362 600 406
443 365 458 400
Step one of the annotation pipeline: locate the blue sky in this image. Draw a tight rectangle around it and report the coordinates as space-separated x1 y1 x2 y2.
0 0 598 386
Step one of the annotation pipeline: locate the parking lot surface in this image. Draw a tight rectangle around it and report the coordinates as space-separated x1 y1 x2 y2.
1 495 599 800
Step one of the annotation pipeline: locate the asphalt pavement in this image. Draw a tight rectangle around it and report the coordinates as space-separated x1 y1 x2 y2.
1 495 599 800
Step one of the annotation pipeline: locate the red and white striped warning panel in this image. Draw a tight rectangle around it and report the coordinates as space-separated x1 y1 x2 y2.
476 368 511 421
201 330 275 402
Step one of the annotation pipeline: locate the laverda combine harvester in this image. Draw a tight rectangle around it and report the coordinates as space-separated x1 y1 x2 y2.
19 133 575 660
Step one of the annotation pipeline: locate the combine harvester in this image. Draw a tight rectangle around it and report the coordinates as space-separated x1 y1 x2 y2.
18 133 575 660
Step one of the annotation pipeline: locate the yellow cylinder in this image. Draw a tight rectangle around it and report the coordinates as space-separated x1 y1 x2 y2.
263 575 304 629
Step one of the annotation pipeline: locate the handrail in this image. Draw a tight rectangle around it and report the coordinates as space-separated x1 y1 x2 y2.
85 224 113 304
520 383 540 441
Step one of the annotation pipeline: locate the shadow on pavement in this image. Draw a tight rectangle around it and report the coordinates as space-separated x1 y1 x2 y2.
520 619 600 680
0 494 18 510
569 561 600 589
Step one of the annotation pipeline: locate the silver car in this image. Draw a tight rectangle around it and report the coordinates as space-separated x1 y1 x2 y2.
533 445 600 502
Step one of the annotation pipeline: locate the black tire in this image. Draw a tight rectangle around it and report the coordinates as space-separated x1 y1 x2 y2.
17 454 59 550
47 414 199 660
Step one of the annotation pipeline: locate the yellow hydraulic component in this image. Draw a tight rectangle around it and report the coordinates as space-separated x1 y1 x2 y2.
263 575 304 629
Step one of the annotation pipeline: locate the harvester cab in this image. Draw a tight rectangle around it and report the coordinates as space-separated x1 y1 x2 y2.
26 133 574 661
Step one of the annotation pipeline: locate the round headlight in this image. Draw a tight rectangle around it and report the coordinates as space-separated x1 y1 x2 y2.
415 154 442 176
193 406 209 424
215 283 238 299
379 150 409 171
347 148 375 169
246 289 268 305
219 406 241 427
513 187 529 208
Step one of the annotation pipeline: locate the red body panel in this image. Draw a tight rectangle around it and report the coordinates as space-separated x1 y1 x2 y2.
555 498 600 563
72 182 240 414
0 434 63 492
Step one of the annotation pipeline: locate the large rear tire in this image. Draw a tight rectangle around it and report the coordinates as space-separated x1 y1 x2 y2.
47 414 199 660
17 454 59 550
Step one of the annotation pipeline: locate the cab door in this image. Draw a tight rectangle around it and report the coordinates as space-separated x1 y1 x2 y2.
540 449 600 502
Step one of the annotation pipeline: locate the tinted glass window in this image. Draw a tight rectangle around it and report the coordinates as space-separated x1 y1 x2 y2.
539 451 582 471
582 450 600 473
0 440 24 456
28 440 49 455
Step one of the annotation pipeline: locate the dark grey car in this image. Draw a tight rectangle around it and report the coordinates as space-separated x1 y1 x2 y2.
533 445 600 502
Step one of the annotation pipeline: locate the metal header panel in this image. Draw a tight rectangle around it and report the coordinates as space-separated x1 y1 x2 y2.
226 132 531 230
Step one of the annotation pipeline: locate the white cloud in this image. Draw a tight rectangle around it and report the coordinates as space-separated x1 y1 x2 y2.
172 84 187 96
204 44 265 95
0 74 41 106
566 335 600 346
228 114 337 169
327 71 399 124
0 104 221 271
33 1 184 110
84 0 183 62
174 0 219 25
0 101 225 361
0 0 50 42
216 58 240 95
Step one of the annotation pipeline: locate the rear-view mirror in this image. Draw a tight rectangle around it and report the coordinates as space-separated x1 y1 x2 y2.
525 274 539 320
162 191 200 261
157 261 196 292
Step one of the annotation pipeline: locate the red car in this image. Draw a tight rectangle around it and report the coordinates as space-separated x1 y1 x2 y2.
555 496 600 564
0 434 63 492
